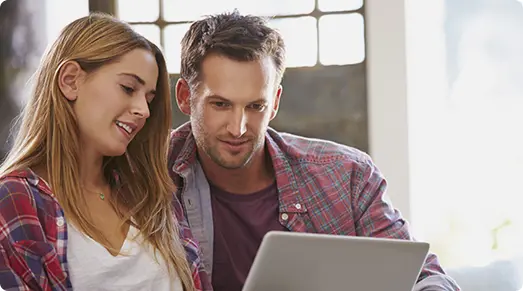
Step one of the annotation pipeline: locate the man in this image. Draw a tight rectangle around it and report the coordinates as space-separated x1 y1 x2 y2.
169 10 460 291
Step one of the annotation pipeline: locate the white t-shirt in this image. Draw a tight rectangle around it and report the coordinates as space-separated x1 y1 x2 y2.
66 223 183 291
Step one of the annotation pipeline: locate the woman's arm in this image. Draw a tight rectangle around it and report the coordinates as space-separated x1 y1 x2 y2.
0 176 64 291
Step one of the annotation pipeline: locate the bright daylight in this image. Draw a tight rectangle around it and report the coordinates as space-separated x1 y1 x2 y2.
1 0 522 290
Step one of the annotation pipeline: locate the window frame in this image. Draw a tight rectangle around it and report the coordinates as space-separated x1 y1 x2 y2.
89 0 365 75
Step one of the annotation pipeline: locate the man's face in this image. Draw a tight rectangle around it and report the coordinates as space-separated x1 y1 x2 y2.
179 54 282 169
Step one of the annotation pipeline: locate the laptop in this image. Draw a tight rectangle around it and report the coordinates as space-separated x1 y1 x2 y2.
243 231 430 291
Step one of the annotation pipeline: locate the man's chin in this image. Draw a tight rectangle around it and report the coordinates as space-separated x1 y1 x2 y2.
216 160 249 170
212 154 252 170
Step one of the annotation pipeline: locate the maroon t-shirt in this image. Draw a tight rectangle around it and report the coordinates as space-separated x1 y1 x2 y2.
210 182 286 291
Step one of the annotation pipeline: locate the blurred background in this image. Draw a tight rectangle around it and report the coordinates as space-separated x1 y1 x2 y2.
1 0 522 289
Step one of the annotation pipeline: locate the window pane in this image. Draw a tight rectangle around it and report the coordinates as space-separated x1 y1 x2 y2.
163 24 191 73
318 0 363 12
45 0 89 45
269 17 317 67
132 25 161 48
319 13 365 65
117 0 159 22
162 0 315 22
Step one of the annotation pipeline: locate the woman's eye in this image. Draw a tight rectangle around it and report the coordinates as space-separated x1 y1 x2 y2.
120 85 135 95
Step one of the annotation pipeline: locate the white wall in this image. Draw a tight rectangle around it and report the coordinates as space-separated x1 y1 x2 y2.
403 0 448 241
365 0 412 221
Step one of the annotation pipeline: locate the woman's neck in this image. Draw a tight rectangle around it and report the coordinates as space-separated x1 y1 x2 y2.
78 148 107 190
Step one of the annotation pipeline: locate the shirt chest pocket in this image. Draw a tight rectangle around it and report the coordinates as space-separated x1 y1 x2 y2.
12 240 67 290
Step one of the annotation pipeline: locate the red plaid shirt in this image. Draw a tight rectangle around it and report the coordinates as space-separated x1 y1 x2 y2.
168 123 460 291
0 169 211 291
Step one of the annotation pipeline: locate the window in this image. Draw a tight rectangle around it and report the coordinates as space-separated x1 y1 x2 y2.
319 13 365 65
45 0 89 45
163 23 191 73
114 0 366 73
318 0 363 12
161 0 315 21
406 0 523 270
269 17 318 67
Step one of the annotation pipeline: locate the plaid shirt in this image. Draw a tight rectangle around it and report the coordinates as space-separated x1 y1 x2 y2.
168 122 460 291
0 169 211 291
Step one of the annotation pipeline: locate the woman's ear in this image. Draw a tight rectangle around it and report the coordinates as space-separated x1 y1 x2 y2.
58 61 84 101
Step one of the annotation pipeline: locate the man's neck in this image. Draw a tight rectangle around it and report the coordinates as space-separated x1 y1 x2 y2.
199 149 275 195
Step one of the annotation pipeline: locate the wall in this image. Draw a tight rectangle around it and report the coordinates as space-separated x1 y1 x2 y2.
365 0 412 220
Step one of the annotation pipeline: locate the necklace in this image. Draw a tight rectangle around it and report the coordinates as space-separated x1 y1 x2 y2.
84 187 108 201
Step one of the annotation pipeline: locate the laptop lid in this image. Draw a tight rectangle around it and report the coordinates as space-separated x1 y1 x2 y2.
243 231 430 291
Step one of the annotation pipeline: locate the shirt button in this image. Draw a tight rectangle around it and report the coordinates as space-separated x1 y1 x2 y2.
295 203 302 210
185 198 194 209
281 213 288 221
56 217 65 227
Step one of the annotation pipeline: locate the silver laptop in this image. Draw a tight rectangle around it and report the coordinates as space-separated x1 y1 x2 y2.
243 231 430 291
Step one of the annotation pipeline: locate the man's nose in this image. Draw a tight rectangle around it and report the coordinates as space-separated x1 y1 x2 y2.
226 109 247 138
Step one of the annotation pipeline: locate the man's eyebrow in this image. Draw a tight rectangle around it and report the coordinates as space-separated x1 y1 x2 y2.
249 98 268 104
207 95 231 102
207 95 267 103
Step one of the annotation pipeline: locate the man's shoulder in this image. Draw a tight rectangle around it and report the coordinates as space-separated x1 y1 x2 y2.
170 122 191 144
168 122 192 158
270 129 372 168
170 122 192 139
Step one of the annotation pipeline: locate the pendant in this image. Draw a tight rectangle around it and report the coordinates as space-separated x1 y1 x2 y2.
99 193 105 200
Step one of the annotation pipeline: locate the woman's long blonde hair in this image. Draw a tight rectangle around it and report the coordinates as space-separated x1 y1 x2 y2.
0 13 195 290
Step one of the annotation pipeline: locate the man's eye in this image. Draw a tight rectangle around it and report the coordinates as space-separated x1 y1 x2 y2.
249 104 266 111
213 102 230 108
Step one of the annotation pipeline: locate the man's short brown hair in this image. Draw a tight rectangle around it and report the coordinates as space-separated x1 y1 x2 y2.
180 10 286 88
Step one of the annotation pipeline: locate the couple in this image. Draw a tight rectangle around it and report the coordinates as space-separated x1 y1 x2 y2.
0 12 460 291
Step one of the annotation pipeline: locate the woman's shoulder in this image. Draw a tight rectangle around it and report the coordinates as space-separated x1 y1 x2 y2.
0 170 67 290
0 168 51 202
0 169 39 201
0 169 57 240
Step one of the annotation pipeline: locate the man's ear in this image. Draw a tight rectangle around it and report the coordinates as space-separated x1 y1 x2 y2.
270 84 283 121
176 78 192 116
58 61 84 101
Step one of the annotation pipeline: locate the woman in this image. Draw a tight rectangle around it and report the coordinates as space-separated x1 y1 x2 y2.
0 13 208 291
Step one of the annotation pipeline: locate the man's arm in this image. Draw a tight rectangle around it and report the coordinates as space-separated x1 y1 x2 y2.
351 155 460 291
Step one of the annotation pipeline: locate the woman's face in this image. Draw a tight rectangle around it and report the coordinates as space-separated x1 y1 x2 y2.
60 48 159 157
